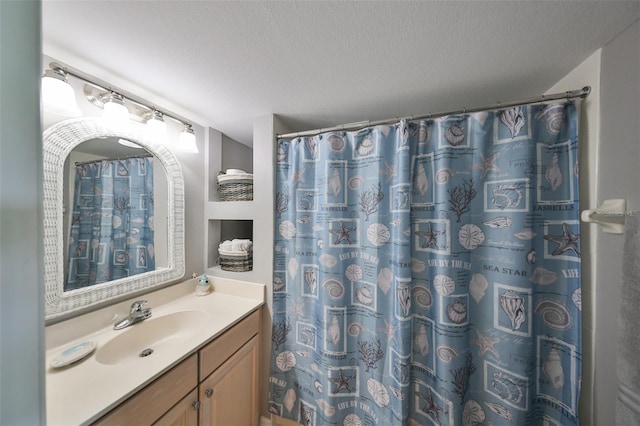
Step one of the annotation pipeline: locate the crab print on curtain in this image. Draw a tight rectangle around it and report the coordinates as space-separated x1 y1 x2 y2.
270 101 581 425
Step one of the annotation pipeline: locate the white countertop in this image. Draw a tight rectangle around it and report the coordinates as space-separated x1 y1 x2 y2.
45 277 265 426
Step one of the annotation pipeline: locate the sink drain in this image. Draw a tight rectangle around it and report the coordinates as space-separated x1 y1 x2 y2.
139 348 154 357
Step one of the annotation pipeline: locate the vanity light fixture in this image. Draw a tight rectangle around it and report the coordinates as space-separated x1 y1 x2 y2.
102 91 130 130
42 61 200 153
145 110 168 143
178 124 199 153
41 64 82 117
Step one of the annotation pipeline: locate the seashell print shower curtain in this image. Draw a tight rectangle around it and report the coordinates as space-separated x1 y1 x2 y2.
270 101 581 425
65 157 155 290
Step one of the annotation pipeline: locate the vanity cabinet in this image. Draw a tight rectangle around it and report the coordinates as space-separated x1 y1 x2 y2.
93 308 262 426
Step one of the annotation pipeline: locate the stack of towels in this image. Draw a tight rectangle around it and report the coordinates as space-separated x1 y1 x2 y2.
218 239 252 255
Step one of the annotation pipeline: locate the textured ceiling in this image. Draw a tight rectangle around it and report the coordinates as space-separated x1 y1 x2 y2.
42 1 639 146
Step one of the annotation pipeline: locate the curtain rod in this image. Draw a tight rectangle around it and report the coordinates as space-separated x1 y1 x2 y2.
277 86 591 139
75 153 153 166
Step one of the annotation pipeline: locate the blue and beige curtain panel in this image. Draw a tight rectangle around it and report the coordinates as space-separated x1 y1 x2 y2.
270 101 581 425
65 156 155 290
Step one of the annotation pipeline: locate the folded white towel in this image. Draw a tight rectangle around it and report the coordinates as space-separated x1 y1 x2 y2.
218 239 252 253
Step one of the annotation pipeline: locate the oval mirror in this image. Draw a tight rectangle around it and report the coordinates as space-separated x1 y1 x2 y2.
43 117 185 319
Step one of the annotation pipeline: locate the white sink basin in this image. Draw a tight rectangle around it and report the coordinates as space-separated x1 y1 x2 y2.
95 310 207 365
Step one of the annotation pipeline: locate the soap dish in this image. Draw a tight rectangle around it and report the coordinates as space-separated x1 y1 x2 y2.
50 340 96 369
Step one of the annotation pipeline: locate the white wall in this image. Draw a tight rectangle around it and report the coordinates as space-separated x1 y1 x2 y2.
546 49 601 425
222 134 253 173
596 19 640 426
546 18 640 426
0 1 45 424
253 115 277 418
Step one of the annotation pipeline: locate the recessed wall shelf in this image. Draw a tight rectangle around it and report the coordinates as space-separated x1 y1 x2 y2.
207 219 253 272
203 117 280 290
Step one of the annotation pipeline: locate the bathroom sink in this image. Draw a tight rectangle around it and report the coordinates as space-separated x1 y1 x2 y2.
95 310 207 365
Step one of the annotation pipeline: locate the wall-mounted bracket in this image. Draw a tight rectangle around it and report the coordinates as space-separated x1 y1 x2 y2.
581 199 627 234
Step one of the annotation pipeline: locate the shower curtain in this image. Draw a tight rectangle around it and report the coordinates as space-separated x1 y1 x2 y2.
65 156 155 290
270 101 581 425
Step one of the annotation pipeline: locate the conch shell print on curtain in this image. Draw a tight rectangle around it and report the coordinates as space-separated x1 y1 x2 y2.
270 101 581 425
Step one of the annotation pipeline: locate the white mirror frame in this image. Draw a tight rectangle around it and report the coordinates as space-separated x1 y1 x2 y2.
43 117 185 319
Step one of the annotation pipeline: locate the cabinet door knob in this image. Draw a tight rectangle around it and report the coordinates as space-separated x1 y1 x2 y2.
192 400 201 410
205 388 214 398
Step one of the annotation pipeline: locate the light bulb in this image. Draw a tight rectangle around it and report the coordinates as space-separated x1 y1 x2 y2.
102 92 129 130
178 125 198 153
146 110 168 144
118 139 143 149
41 68 81 117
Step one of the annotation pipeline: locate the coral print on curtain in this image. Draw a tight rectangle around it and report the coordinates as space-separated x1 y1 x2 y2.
270 101 581 425
65 156 155 290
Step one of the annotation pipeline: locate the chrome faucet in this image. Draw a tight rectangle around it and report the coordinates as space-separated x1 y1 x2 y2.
113 300 152 330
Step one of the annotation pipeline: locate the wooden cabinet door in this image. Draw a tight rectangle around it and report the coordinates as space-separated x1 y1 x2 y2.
200 334 260 426
154 388 198 426
199 309 261 381
93 354 198 426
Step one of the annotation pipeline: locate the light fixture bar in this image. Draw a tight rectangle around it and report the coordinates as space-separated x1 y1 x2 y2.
47 61 195 133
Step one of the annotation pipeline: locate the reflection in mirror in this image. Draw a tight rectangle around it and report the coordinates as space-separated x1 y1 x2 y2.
44 118 184 320
63 138 168 290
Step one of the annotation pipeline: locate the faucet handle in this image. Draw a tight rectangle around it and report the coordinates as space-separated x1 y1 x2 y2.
130 300 148 313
